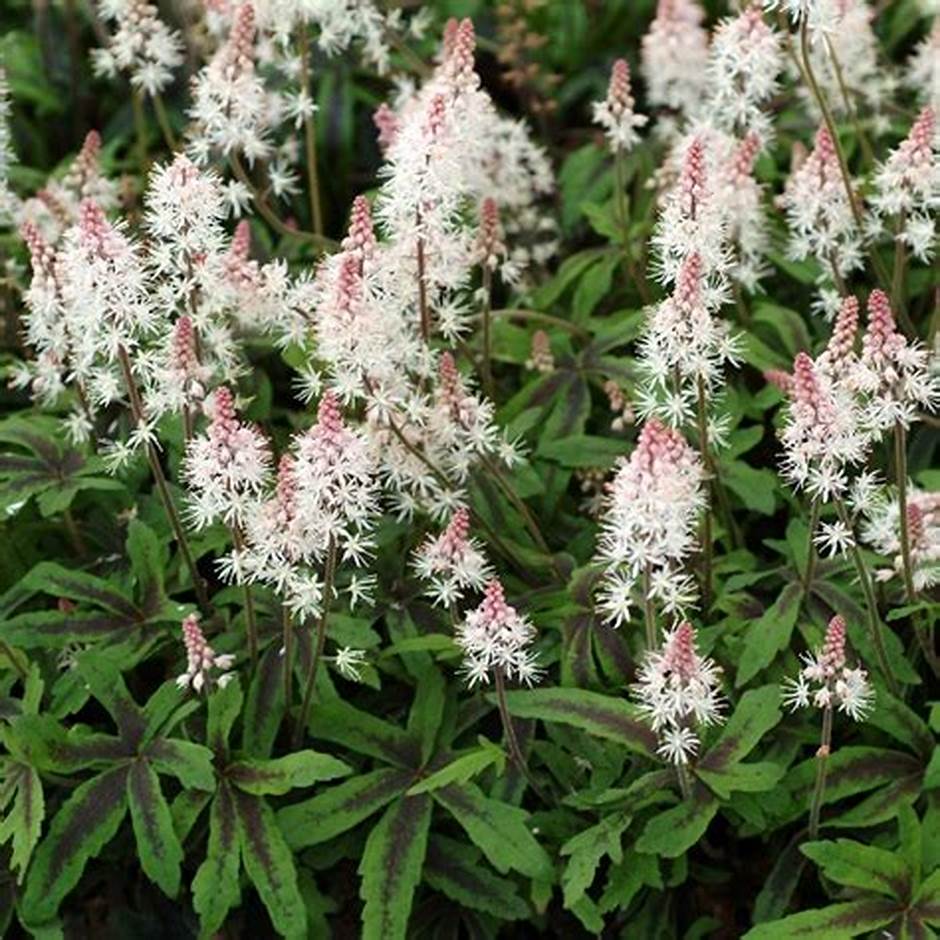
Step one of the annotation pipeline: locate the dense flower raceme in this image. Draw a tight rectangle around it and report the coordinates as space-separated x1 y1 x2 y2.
704 7 783 142
869 106 940 263
183 385 273 531
596 418 706 627
592 58 647 154
779 350 868 502
455 579 541 688
0 68 18 223
862 489 940 592
92 0 185 96
780 125 863 291
413 507 491 607
782 615 874 721
632 621 725 765
176 614 236 692
853 290 940 433
235 391 381 617
908 21 940 111
641 0 709 124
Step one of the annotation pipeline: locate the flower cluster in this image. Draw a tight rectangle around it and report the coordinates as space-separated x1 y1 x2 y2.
592 58 647 154
862 488 940 592
176 614 236 692
92 0 184 97
782 615 874 720
455 579 540 688
183 386 272 530
632 621 724 764
596 419 706 627
413 508 492 607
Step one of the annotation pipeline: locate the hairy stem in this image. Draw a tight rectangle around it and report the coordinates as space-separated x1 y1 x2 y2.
481 265 494 398
494 668 545 800
231 526 258 665
832 497 897 694
642 563 657 650
283 606 294 706
808 705 833 839
695 376 713 610
117 346 211 614
676 761 693 801
416 230 430 343
294 537 337 748
803 500 820 591
151 92 177 151
298 30 324 237
131 90 149 178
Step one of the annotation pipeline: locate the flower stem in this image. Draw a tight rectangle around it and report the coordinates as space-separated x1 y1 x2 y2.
282 605 294 706
416 230 430 343
230 525 258 665
642 563 657 650
614 150 650 304
294 536 336 749
676 761 692 800
481 265 494 398
298 30 324 238
803 500 820 591
494 667 545 800
808 705 833 839
695 376 713 609
151 92 177 151
117 346 211 615
131 89 149 178
832 496 897 694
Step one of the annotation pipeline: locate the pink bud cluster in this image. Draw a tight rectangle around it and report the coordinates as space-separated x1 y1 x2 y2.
596 419 706 627
413 507 492 606
176 614 235 692
632 621 725 764
454 579 541 688
592 58 647 153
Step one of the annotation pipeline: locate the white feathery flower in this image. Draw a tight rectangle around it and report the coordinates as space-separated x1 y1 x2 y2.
641 0 709 119
455 579 541 688
782 615 873 721
592 58 647 153
413 507 491 607
596 419 706 627
632 621 724 765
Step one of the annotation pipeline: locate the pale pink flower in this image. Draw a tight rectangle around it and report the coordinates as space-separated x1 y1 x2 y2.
863 489 940 592
183 385 272 529
455 579 540 687
780 125 863 284
816 294 859 383
176 614 236 692
870 107 939 262
782 615 873 720
632 621 724 764
780 350 868 501
641 0 709 119
854 290 940 430
413 507 492 606
592 58 646 153
596 418 706 627
907 22 940 111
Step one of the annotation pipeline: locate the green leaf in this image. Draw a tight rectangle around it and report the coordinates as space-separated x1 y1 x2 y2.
278 768 412 849
736 584 803 687
192 783 241 939
406 746 503 796
868 692 933 757
913 869 940 925
77 657 146 745
358 793 433 940
722 461 778 515
20 766 129 925
635 784 720 859
242 645 284 759
697 762 785 799
753 831 809 924
126 520 166 613
800 839 911 900
227 751 350 795
698 686 782 774
144 738 216 791
498 687 658 757
235 790 306 940
433 783 553 879
208 678 243 753
560 814 630 908
307 700 418 768
127 759 183 898
743 899 897 939
424 835 530 921
537 434 632 468
408 667 446 766
0 763 43 881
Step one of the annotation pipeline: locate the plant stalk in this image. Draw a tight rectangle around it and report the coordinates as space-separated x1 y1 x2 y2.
808 705 833 839
294 537 337 748
298 30 324 237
